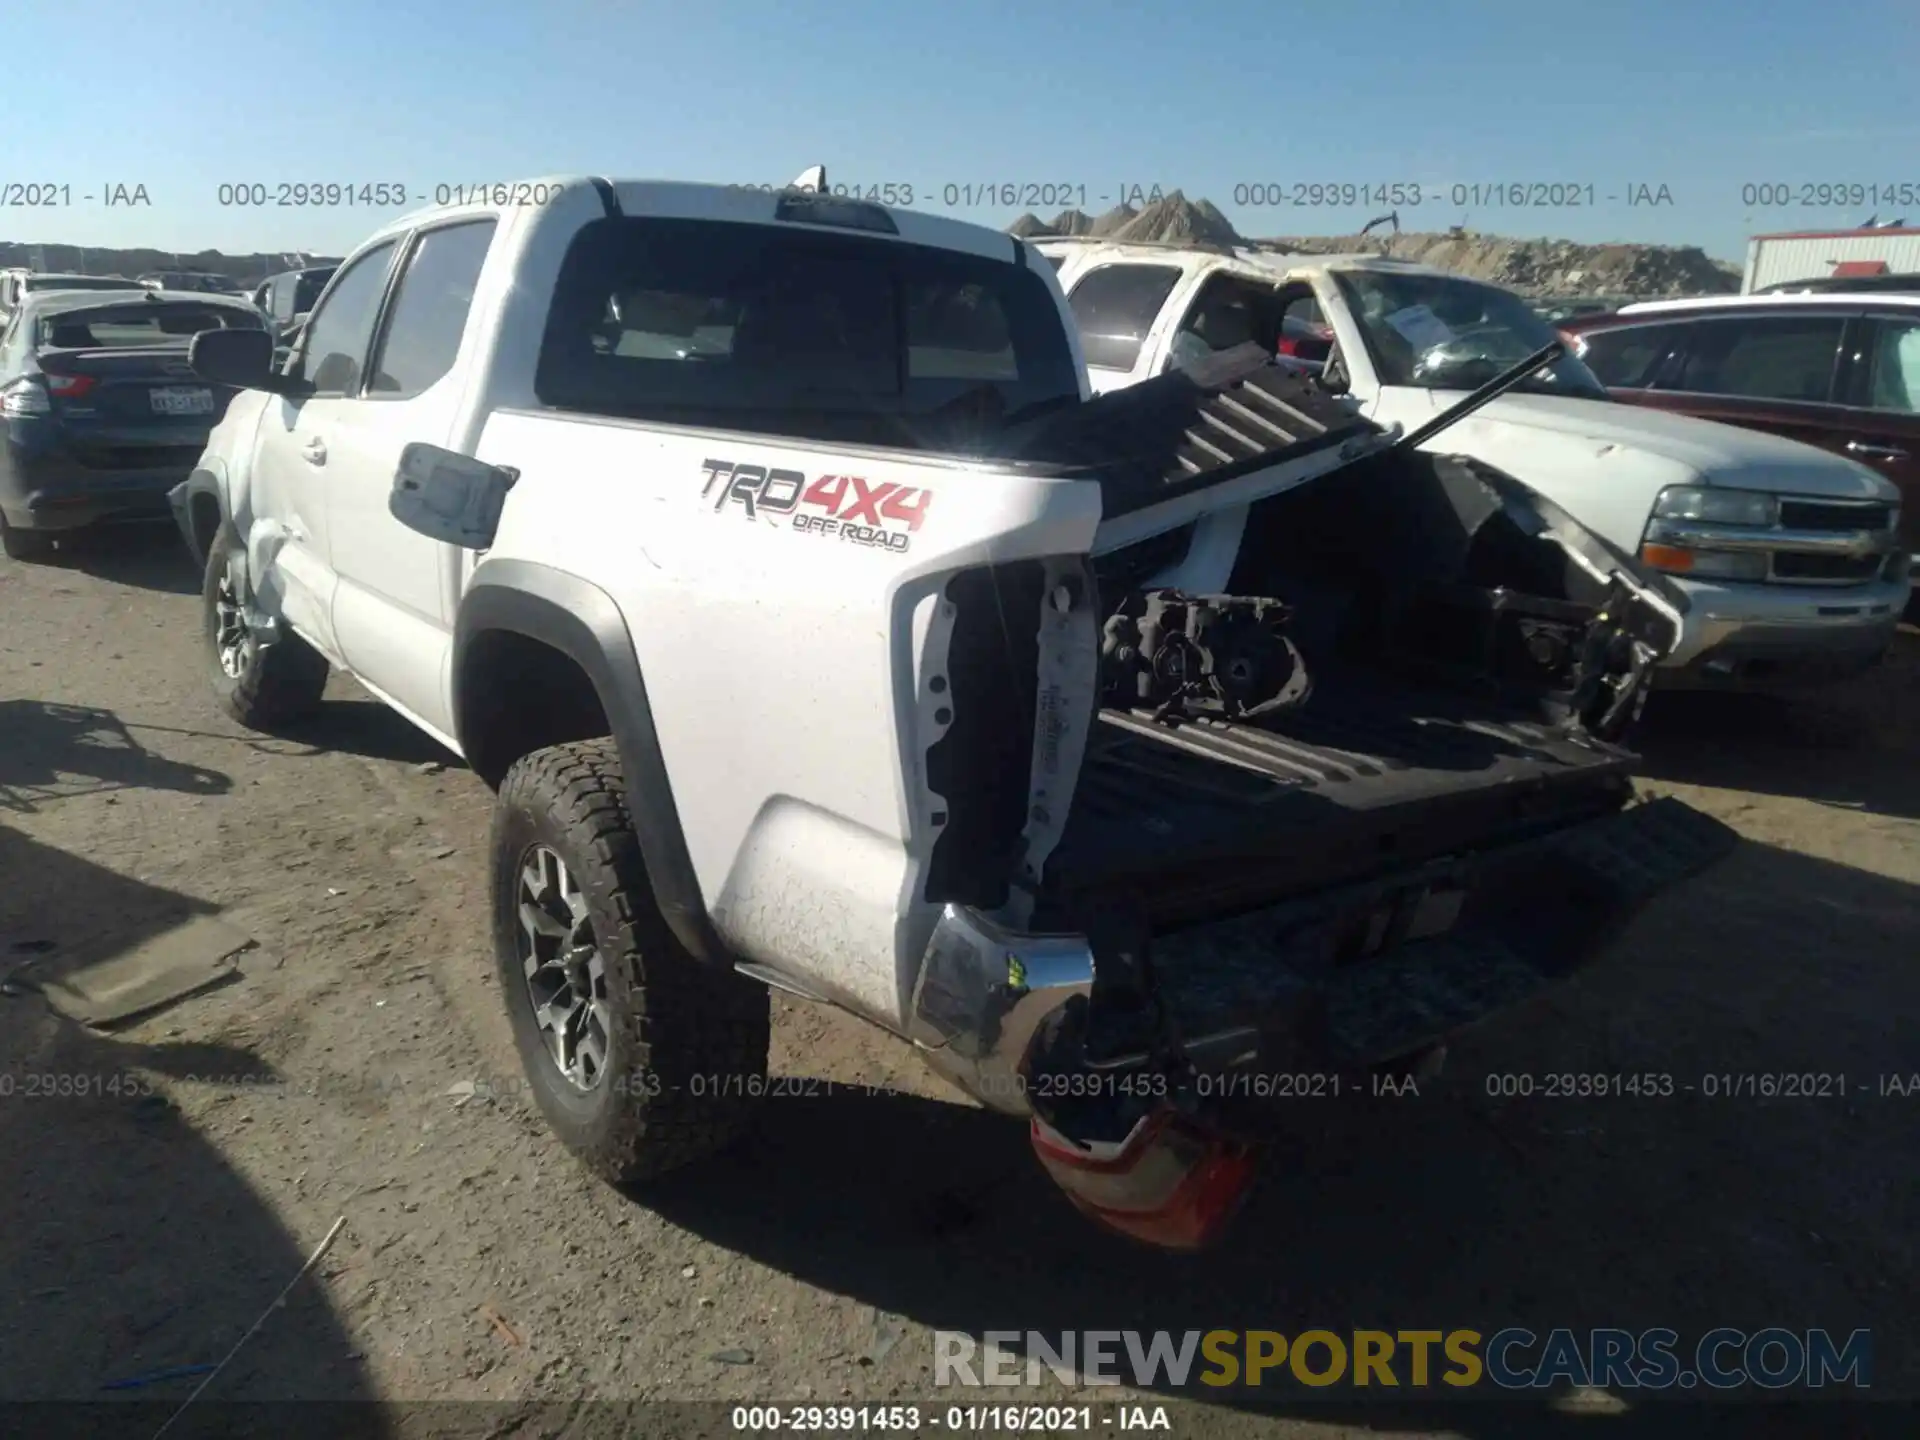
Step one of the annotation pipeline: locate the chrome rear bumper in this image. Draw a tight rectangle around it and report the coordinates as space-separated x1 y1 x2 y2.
907 906 1094 1116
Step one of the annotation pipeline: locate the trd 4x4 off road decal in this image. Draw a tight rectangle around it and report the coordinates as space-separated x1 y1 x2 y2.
699 458 932 554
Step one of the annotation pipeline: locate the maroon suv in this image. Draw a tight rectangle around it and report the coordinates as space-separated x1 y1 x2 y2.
1559 295 1918 597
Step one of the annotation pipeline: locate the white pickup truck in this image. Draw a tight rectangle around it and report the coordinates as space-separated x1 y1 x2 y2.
1035 238 1910 692
172 175 1732 1248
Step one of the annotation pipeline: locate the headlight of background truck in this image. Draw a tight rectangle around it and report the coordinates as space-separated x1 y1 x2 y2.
1639 485 1776 581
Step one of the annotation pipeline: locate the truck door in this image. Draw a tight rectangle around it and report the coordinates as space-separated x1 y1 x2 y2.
244 238 401 665
322 216 498 743
1843 308 1920 563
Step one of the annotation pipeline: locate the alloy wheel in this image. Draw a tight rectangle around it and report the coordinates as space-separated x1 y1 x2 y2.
213 564 254 679
514 844 613 1091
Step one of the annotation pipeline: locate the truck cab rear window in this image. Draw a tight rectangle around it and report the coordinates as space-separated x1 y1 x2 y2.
37 305 262 349
535 217 1080 455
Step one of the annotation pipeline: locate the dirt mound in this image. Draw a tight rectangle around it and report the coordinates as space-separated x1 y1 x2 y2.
1253 229 1740 298
1111 192 1242 247
1018 193 1241 247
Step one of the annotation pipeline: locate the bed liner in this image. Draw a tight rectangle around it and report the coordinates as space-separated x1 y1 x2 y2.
1039 667 1639 928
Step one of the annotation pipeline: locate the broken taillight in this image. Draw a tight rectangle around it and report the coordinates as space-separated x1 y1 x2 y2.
1030 1106 1256 1252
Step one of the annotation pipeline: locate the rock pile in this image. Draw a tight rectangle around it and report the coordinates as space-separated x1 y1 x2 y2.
1007 197 1741 298
1253 230 1741 298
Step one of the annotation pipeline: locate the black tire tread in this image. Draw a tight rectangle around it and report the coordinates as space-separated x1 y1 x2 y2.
202 524 329 730
495 736 770 1185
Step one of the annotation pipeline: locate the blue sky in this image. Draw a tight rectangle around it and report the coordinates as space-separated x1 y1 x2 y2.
5 0 1916 265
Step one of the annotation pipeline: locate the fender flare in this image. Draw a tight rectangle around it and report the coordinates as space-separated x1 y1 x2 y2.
453 559 726 966
170 465 228 572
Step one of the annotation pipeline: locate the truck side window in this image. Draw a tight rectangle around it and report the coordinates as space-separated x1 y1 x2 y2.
1671 315 1845 402
1578 324 1679 390
1066 263 1181 371
1168 275 1265 370
1863 317 1920 413
299 241 398 396
366 219 497 400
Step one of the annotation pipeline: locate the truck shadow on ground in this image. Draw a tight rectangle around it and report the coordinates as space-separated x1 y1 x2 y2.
38 522 201 596
0 825 389 1427
642 836 1917 1437
1633 631 1920 822
0 700 230 816
284 696 465 770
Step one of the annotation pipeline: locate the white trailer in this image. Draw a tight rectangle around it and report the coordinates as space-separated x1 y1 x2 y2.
1743 227 1920 292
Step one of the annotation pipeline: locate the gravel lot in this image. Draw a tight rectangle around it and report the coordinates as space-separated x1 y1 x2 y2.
1 529 1914 1438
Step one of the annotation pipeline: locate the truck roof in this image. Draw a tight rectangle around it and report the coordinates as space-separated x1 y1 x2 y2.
360 174 1030 269
1029 235 1455 282
1615 290 1920 316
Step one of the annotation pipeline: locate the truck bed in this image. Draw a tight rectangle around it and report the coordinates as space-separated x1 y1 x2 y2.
1038 665 1637 930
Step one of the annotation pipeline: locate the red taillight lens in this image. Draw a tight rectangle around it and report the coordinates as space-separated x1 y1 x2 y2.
45 373 97 399
1030 1107 1257 1252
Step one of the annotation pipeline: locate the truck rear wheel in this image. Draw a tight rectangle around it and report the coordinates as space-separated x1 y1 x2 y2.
491 737 770 1185
202 525 329 729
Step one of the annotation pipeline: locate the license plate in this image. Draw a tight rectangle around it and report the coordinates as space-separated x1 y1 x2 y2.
150 386 214 416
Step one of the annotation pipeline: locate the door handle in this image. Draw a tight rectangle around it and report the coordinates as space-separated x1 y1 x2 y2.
1846 440 1908 461
301 436 328 466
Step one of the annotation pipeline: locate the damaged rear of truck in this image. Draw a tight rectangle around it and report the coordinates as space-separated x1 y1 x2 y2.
897 340 1734 1247
313 181 1736 1252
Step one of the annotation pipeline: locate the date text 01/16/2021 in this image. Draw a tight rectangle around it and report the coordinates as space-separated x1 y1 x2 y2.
725 182 1173 210
1229 182 1676 209
729 1405 1173 1432
0 182 150 207
212 182 564 208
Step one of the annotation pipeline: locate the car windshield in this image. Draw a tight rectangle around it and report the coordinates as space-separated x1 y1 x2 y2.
1332 270 1608 398
37 302 263 349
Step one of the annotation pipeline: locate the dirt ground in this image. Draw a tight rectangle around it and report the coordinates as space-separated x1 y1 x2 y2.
1 528 1914 1438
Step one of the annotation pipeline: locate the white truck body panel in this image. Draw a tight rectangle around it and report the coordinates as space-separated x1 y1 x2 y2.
478 410 1103 1020
194 175 1118 1026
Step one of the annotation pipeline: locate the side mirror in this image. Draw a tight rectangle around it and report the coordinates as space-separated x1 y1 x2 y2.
389 443 519 550
190 327 297 394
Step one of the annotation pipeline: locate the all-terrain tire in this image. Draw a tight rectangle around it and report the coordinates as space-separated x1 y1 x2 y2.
201 523 329 729
0 514 52 562
492 737 771 1185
